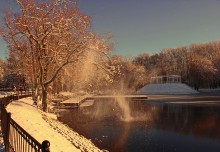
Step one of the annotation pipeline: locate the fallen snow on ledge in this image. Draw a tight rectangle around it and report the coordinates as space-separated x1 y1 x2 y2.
6 97 103 152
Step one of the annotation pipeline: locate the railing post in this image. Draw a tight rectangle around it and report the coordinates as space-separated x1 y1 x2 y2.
5 112 11 152
42 140 50 152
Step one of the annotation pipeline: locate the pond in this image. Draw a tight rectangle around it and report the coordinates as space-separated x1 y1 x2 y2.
58 97 220 152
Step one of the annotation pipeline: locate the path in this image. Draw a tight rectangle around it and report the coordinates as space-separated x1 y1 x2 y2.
6 97 103 152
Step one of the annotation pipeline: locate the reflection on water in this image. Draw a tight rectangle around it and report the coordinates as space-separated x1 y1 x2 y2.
58 99 220 152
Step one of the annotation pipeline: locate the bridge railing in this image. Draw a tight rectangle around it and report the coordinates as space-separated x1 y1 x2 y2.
0 94 31 106
0 94 50 152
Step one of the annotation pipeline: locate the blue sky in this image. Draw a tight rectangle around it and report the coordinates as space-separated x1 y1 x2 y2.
1 0 220 59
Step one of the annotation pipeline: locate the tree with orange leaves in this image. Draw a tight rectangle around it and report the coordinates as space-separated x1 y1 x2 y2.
1 0 113 112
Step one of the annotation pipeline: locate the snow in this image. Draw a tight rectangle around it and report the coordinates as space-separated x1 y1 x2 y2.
199 88 220 93
137 83 199 95
6 97 103 152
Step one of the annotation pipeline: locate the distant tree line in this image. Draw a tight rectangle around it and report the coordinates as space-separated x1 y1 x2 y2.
1 40 220 98
133 41 220 90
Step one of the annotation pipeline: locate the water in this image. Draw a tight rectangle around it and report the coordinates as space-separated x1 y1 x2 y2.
58 98 220 152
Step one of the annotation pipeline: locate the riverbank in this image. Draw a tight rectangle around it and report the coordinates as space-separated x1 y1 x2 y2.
6 97 104 152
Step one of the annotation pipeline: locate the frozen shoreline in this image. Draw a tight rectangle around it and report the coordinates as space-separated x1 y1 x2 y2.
6 97 104 152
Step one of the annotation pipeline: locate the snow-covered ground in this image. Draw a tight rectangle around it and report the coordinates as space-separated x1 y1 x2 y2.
137 83 199 95
6 97 104 152
199 88 220 93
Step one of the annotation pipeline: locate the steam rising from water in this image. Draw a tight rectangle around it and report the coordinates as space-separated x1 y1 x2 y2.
114 96 132 122
114 96 149 122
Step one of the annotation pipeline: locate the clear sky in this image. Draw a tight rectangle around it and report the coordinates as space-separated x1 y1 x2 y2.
1 0 220 59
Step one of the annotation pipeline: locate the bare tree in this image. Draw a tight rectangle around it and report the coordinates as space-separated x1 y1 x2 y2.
110 55 148 93
1 0 114 112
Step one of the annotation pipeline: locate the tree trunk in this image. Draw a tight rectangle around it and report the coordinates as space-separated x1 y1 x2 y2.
33 78 40 105
33 88 37 103
42 85 49 112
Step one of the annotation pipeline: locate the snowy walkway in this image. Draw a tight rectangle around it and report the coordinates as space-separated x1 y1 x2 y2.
6 98 103 152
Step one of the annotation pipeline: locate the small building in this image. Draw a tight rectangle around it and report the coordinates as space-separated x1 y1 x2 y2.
150 75 181 84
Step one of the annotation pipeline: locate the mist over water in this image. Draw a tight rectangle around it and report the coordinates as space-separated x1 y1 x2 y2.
114 96 132 122
110 82 148 122
58 101 220 152
75 95 150 124
114 96 149 122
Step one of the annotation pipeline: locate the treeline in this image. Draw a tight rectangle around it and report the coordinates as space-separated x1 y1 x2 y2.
67 40 220 92
133 41 220 90
1 40 220 95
